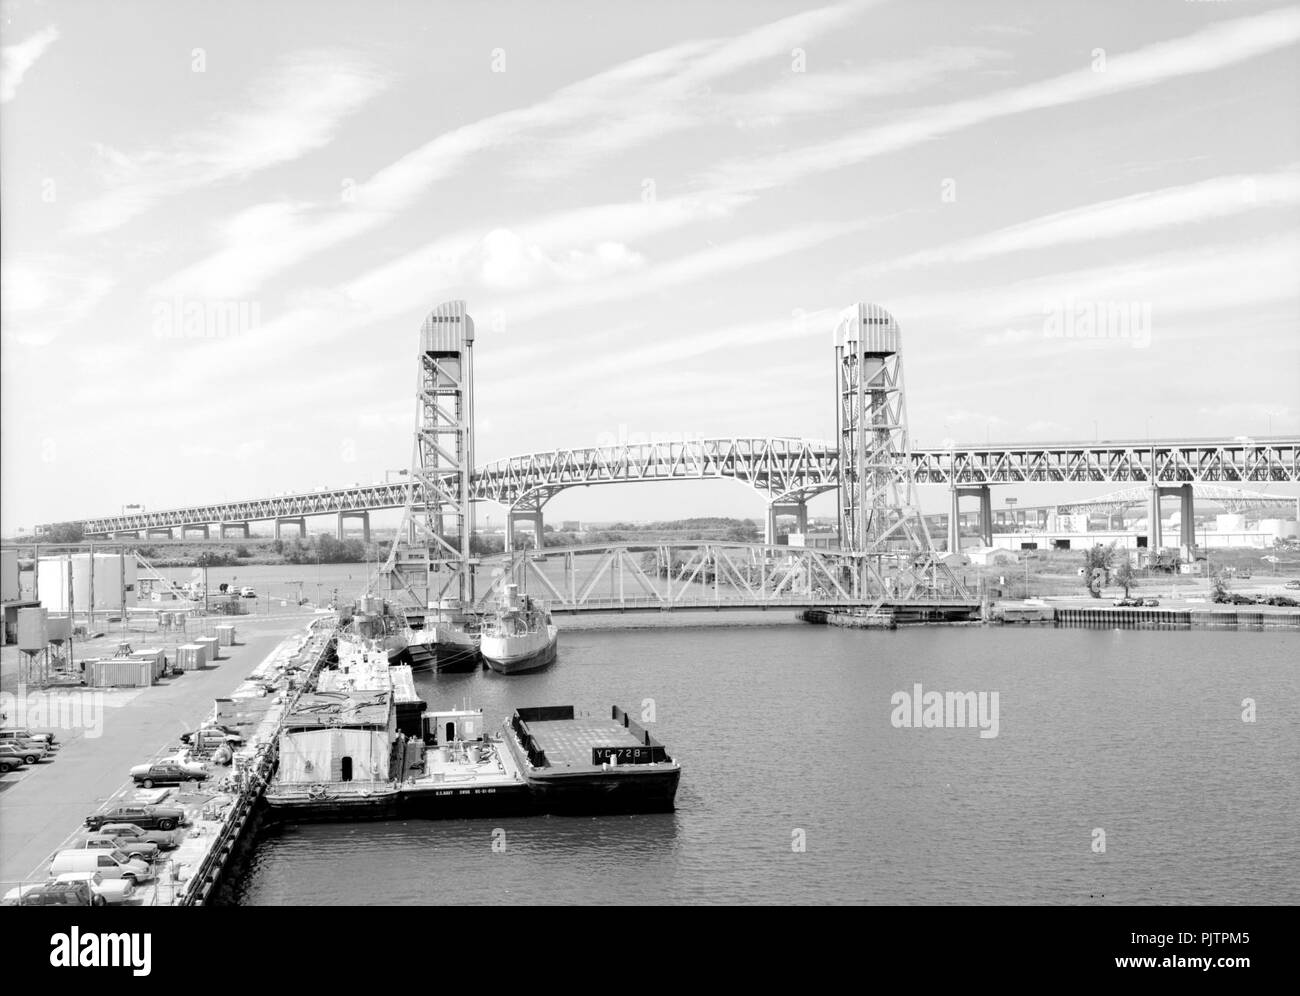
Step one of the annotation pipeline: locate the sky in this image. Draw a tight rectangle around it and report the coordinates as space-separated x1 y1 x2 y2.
1 0 1298 534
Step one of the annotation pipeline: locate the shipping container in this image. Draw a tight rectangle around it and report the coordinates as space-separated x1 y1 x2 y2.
85 658 152 688
176 643 207 671
35 554 138 613
126 647 166 679
196 636 220 661
16 607 48 651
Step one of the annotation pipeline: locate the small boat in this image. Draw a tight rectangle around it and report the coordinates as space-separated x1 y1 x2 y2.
404 599 481 673
347 596 407 664
480 585 557 675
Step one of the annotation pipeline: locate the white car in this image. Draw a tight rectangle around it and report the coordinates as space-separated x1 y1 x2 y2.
241 586 257 598
54 871 135 905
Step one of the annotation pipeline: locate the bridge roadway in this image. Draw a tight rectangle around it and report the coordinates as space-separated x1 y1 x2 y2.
51 435 1300 540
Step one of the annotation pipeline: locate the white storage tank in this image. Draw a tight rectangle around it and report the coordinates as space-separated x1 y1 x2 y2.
1 548 19 602
35 554 138 613
17 607 48 651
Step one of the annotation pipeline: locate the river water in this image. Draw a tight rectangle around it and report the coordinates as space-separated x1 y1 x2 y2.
227 624 1298 905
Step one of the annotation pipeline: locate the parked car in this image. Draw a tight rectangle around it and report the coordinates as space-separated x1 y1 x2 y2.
1142 598 1160 607
49 849 151 884
98 822 178 850
0 743 44 767
0 749 28 774
52 871 134 905
1285 579 1300 590
130 761 208 788
0 727 57 746
240 586 257 598
2 879 101 907
181 726 243 750
83 834 160 862
84 804 185 832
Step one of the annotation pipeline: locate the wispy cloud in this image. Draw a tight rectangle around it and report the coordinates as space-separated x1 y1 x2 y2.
879 234 1300 344
866 168 1300 272
0 255 115 347
702 7 1300 195
0 25 59 103
146 2 892 300
70 50 388 235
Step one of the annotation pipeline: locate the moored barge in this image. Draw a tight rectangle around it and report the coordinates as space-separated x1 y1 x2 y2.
503 705 681 813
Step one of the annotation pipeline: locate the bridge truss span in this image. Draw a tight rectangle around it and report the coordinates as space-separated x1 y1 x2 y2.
471 436 840 508
470 540 973 614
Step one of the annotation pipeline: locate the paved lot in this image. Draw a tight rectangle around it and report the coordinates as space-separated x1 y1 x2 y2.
0 616 310 889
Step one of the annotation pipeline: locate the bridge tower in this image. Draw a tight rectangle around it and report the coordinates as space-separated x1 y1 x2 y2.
834 303 966 602
386 301 476 607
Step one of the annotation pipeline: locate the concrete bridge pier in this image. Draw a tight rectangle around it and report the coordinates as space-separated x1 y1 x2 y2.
181 524 210 539
506 508 544 552
765 501 809 544
337 511 371 542
948 484 992 552
219 522 251 539
1148 483 1195 549
146 527 175 539
274 517 307 540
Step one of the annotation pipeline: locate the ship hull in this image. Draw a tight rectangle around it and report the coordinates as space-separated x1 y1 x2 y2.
434 641 481 673
525 767 681 814
482 633 557 675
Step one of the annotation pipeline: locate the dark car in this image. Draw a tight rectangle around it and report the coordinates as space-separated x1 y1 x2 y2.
84 804 185 832
130 762 208 788
1 879 102 907
0 743 42 767
84 834 160 862
97 823 178 850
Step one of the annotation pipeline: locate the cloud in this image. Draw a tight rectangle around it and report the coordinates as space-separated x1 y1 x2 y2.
498 218 882 325
0 25 59 103
473 231 646 292
702 7 1300 195
70 50 388 235
146 2 888 300
875 234 1300 344
868 168 1300 272
0 256 115 347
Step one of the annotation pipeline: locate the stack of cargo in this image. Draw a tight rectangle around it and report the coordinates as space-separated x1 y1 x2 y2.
176 643 208 671
85 658 152 688
196 635 220 662
126 647 167 680
214 624 235 647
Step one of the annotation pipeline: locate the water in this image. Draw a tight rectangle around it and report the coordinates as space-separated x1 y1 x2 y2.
228 625 1299 905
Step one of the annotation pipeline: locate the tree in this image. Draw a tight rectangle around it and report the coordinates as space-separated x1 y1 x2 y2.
43 521 85 543
1081 543 1115 598
234 544 252 558
1210 568 1230 603
1114 559 1136 599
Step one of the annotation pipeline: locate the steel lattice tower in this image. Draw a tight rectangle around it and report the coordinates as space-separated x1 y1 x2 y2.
834 302 966 602
387 300 476 607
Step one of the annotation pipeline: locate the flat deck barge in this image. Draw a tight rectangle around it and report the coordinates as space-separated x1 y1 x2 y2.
505 705 681 813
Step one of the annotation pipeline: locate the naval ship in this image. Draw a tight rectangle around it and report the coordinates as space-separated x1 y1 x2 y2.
479 584 558 675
